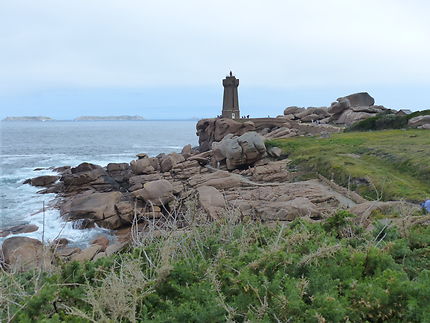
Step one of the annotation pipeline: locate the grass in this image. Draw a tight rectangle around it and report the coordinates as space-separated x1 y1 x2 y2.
266 129 430 202
2 208 430 322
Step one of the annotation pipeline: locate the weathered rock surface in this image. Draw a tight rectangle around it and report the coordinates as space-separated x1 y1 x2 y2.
197 186 226 220
1 237 51 271
335 110 375 125
62 191 124 229
160 153 185 172
189 171 243 190
71 244 102 262
212 131 266 170
254 198 321 221
25 175 59 187
62 163 119 193
284 106 305 115
132 179 174 206
196 118 255 152
0 224 38 238
224 179 355 220
243 160 291 182
326 92 387 126
91 235 110 251
130 157 159 175
54 247 81 259
408 115 430 128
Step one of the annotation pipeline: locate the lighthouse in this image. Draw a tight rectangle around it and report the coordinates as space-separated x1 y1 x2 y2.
221 71 240 119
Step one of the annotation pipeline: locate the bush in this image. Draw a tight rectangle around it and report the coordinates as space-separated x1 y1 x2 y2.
2 216 430 322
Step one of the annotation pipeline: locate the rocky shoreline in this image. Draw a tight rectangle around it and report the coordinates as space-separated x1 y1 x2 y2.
2 92 428 271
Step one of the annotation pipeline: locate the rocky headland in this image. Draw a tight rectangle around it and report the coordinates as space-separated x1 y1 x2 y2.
2 116 55 121
1 92 429 271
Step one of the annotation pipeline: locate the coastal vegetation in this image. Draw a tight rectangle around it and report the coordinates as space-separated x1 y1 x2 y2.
2 115 429 322
267 129 430 202
2 208 430 322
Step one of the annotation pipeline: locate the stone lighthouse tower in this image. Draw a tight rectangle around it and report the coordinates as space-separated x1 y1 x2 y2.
222 71 240 119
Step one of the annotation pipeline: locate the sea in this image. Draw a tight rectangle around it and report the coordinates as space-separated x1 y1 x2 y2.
0 121 198 247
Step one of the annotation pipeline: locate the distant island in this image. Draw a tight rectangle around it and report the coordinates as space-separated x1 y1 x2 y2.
74 115 145 121
2 116 54 122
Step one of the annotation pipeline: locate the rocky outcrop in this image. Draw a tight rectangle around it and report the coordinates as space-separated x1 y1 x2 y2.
196 118 255 152
61 191 124 229
283 106 330 123
212 132 266 170
223 179 355 221
254 198 321 221
62 162 120 193
328 92 386 126
0 224 38 238
282 92 389 127
24 175 59 187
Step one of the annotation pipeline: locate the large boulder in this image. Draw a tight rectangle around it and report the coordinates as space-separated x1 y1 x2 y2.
63 191 124 229
343 92 375 107
328 92 375 115
71 244 103 262
132 179 174 206
130 158 159 175
328 97 351 115
197 186 226 220
212 131 266 170
26 175 59 187
160 153 185 173
188 171 242 190
0 224 38 238
295 107 329 120
128 173 162 191
1 237 51 271
181 144 193 159
408 115 430 128
196 118 255 152
106 163 132 185
71 162 100 173
334 110 375 126
328 92 378 125
106 163 129 172
62 163 119 193
284 106 305 115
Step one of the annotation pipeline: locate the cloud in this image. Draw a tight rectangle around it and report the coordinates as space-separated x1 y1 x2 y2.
0 0 429 118
1 0 429 92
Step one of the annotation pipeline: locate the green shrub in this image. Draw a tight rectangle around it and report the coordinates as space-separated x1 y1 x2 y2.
3 217 430 322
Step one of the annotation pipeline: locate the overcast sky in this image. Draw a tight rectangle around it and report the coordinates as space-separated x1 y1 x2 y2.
0 0 429 119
